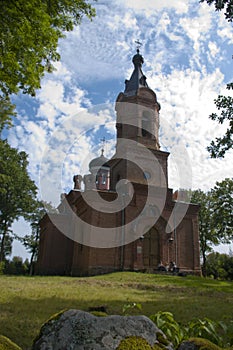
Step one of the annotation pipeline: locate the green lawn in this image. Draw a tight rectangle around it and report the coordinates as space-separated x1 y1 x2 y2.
0 272 232 349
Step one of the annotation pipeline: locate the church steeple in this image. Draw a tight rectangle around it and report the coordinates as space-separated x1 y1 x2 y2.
115 48 160 151
124 48 149 96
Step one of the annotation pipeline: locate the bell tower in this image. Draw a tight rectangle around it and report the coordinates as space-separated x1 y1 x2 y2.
110 48 169 189
115 48 161 150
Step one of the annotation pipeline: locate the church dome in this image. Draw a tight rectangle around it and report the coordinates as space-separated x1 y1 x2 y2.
89 151 109 171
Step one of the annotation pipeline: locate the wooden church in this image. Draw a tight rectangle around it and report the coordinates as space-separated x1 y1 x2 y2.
36 49 201 276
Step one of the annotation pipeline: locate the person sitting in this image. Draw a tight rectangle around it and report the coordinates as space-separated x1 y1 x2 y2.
158 261 166 272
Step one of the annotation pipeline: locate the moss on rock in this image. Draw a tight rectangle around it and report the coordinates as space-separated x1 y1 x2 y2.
33 309 67 346
117 336 153 349
180 337 223 350
116 336 166 350
89 311 107 317
0 335 22 350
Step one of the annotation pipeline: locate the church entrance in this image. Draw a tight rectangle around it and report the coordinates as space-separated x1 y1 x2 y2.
142 227 160 269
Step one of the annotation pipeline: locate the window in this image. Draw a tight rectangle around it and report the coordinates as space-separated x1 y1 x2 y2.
102 174 106 185
142 111 151 137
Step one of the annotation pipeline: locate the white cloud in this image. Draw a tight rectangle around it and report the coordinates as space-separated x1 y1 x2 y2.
217 8 233 44
6 0 233 258
208 41 220 59
149 67 233 191
217 27 233 44
117 0 189 14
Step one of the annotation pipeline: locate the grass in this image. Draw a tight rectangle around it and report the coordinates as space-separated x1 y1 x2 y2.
0 272 232 349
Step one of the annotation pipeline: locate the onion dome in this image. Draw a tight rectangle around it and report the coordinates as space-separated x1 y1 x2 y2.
89 149 109 172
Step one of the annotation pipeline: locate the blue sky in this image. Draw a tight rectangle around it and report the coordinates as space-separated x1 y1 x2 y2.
7 0 233 258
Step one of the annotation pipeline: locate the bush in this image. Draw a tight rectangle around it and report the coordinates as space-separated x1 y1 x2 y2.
206 252 233 280
4 256 29 275
150 311 233 348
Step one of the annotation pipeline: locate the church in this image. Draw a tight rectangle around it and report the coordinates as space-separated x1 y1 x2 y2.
36 49 201 276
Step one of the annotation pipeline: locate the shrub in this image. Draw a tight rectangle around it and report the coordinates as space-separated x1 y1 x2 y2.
150 311 233 349
150 311 185 348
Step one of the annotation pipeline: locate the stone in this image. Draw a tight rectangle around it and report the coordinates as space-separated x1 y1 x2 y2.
32 309 174 350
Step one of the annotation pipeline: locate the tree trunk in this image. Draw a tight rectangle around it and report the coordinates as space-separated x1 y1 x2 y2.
202 249 207 277
29 250 35 276
0 224 8 262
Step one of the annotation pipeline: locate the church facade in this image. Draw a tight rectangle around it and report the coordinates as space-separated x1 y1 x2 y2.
36 50 201 276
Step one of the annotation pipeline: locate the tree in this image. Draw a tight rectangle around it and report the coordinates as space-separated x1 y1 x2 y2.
191 178 233 276
205 252 228 279
200 0 233 22
200 0 233 157
206 252 233 280
0 0 96 130
16 201 56 275
4 256 29 275
206 84 233 158
0 96 16 137
210 178 233 242
191 189 217 276
0 139 38 261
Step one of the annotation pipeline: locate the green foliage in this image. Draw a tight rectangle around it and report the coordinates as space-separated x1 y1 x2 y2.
0 0 95 96
187 318 225 347
0 139 38 261
0 0 96 131
191 179 233 276
200 1 233 157
4 256 29 275
122 302 142 315
200 0 233 22
150 311 185 349
191 189 217 275
150 311 233 348
0 96 16 137
0 335 22 350
207 88 233 158
210 178 233 243
1 272 233 349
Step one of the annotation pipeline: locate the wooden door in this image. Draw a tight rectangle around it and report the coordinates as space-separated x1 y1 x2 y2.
143 227 159 268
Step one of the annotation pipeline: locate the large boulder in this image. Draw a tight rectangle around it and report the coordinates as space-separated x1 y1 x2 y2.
32 309 173 350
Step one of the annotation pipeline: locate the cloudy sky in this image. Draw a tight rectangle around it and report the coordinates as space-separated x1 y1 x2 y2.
8 0 233 257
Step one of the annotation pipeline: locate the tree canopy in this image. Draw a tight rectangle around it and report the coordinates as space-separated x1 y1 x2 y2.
16 200 57 274
0 0 96 130
200 0 233 21
191 177 233 275
200 0 233 157
0 139 38 261
210 178 233 242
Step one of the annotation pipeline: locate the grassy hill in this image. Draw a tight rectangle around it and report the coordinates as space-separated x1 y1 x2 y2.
0 272 232 349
